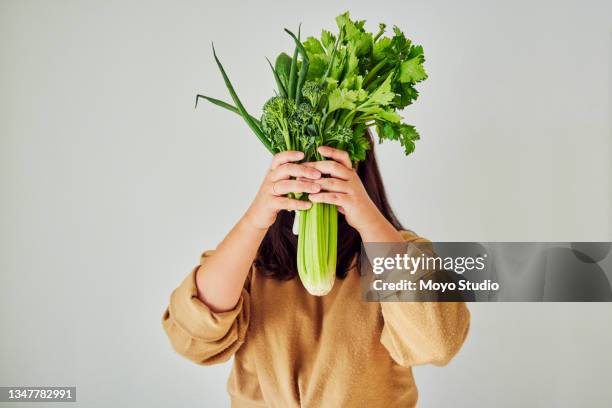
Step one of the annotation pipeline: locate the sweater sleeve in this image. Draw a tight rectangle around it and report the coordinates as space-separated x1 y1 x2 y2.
162 250 250 365
379 231 471 367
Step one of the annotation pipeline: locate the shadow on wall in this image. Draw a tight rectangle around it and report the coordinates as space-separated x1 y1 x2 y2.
543 244 612 301
485 243 612 301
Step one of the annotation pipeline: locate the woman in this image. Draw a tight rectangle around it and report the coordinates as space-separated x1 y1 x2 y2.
162 136 470 407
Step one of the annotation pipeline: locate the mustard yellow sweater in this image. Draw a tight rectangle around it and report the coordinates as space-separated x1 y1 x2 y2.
162 231 470 407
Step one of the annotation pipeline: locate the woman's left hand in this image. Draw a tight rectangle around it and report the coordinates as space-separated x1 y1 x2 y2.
302 146 386 234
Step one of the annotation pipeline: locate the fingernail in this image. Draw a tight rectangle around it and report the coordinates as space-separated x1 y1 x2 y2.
311 184 320 192
296 151 305 158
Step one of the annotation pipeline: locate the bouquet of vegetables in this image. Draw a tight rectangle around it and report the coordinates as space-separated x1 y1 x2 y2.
197 12 427 295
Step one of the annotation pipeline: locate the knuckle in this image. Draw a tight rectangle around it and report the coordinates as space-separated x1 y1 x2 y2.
276 164 291 177
302 168 315 177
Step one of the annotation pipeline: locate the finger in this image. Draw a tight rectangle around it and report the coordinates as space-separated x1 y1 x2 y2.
313 177 351 193
270 151 304 170
272 179 321 196
273 197 313 211
318 146 352 169
269 163 321 182
296 176 318 183
308 192 347 207
303 160 352 180
337 206 345 214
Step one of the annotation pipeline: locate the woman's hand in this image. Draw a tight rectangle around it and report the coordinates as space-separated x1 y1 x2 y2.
303 146 386 234
304 146 404 243
244 151 322 230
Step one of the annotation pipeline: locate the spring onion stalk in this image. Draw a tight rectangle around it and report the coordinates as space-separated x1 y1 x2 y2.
197 12 427 295
292 210 301 235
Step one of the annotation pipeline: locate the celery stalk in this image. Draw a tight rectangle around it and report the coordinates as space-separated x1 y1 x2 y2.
297 203 337 296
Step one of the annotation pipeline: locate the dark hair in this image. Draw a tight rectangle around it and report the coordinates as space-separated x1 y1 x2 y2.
254 129 404 280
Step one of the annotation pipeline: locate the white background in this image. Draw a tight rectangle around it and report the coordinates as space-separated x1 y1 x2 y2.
1 0 611 406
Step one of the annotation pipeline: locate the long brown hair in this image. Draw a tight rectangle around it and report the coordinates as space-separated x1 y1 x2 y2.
254 130 404 280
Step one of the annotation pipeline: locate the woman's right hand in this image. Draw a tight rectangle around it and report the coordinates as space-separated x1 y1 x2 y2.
244 151 322 230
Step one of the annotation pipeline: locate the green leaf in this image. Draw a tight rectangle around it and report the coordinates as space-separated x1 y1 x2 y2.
285 28 310 104
275 52 292 90
399 57 428 83
344 44 359 79
399 123 420 155
329 48 346 80
379 121 399 140
372 37 392 62
195 94 262 125
288 46 299 99
328 88 358 112
348 124 370 162
341 74 363 91
287 26 301 100
335 11 372 57
393 83 419 108
336 12 365 42
355 88 368 102
375 120 420 155
351 32 373 57
321 30 336 53
367 75 394 106
307 54 328 81
408 44 425 59
378 109 401 123
335 11 351 31
304 36 326 56
266 57 287 97
211 44 273 153
195 94 238 112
